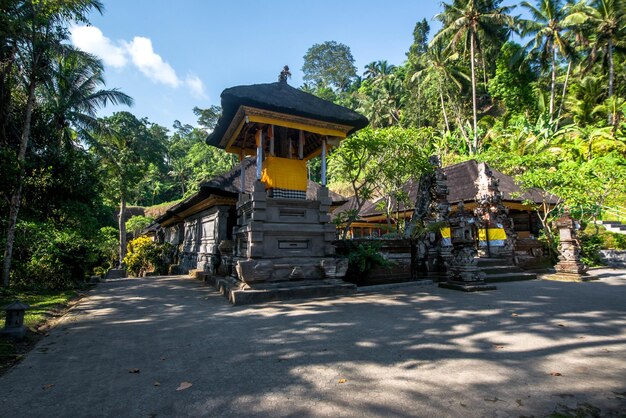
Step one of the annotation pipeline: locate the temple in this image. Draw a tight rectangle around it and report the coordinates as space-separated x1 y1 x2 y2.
200 77 368 303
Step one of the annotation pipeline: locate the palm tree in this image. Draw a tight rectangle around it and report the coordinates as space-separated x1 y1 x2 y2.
520 0 579 123
431 0 516 154
411 42 470 134
47 50 133 146
2 0 105 287
579 0 626 124
363 60 396 80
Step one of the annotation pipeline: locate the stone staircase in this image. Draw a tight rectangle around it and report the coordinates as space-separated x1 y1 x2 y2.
596 220 626 235
477 258 537 282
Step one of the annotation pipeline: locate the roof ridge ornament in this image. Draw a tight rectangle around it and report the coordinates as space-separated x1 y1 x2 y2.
278 65 291 83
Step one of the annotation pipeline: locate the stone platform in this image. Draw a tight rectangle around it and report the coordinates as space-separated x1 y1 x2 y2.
544 272 593 282
208 275 356 305
438 281 497 292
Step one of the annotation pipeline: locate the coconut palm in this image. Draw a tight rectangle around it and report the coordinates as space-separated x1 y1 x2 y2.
520 0 581 123
46 50 134 146
431 0 516 154
411 42 470 134
2 0 105 287
579 0 626 123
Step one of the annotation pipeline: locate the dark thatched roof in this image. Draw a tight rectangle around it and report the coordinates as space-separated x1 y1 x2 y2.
206 81 369 148
155 158 346 225
445 160 556 204
345 160 558 220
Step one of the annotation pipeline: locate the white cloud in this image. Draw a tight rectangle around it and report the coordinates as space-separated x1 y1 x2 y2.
70 25 206 98
125 36 180 88
185 74 207 99
70 25 127 68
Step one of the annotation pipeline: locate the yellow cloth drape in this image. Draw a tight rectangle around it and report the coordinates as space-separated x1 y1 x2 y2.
478 228 507 241
261 156 308 191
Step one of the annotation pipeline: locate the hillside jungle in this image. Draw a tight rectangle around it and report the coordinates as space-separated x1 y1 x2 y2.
0 0 625 290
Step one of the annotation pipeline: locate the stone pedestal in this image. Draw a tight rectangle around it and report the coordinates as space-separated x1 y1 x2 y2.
439 203 496 292
1 301 30 339
221 182 355 304
546 213 589 282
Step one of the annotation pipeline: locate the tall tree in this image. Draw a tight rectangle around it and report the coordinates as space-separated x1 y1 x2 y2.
302 41 357 92
411 41 470 133
2 0 105 287
520 0 579 123
46 50 133 146
579 0 626 124
95 112 165 267
431 0 515 154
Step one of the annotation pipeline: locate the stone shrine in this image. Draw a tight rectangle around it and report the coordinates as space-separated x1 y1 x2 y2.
547 212 589 281
203 74 368 304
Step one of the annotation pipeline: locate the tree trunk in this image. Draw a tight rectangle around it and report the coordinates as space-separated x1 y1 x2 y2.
608 38 614 126
386 197 393 233
556 60 571 122
118 195 127 268
440 89 450 133
470 32 478 154
549 46 556 123
2 77 36 287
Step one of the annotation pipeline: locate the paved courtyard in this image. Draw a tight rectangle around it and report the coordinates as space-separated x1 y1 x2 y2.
1 269 625 417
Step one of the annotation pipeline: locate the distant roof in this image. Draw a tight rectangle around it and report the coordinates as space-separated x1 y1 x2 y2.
206 81 369 148
344 160 559 220
155 158 346 225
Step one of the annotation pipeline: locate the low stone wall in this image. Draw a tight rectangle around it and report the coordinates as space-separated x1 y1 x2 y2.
599 250 626 268
334 239 414 285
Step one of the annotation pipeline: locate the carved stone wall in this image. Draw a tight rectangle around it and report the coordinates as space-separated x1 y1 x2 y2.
233 181 346 283
180 206 231 273
473 162 516 258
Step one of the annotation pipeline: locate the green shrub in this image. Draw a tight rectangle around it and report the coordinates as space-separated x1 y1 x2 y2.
345 241 394 284
96 226 119 270
11 221 98 289
579 232 604 266
125 215 154 238
123 236 173 277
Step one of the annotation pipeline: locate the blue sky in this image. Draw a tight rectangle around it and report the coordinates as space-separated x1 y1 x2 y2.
71 1 519 130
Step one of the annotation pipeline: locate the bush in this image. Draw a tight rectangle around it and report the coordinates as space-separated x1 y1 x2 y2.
125 215 154 238
579 232 604 266
10 221 98 289
345 241 394 284
123 236 173 277
96 226 119 270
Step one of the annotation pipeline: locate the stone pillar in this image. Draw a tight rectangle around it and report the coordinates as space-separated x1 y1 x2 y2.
474 162 516 259
546 213 589 281
439 203 496 292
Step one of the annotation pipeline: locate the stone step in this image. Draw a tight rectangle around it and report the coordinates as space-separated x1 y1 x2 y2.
212 277 357 305
476 257 513 267
480 265 523 274
483 272 537 283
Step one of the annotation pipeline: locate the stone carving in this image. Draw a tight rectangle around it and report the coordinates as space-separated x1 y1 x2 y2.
408 155 451 276
440 202 496 292
473 162 516 259
547 212 589 281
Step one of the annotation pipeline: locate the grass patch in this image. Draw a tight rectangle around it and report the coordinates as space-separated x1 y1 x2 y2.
0 288 80 375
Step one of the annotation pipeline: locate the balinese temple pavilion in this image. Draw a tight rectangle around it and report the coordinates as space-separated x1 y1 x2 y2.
155 76 368 303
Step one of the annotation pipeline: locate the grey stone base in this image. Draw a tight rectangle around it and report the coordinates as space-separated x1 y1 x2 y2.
543 272 593 282
105 269 126 280
439 281 497 292
208 275 356 306
1 326 28 339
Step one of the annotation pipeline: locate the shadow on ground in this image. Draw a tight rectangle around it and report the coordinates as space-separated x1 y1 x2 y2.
0 269 625 417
